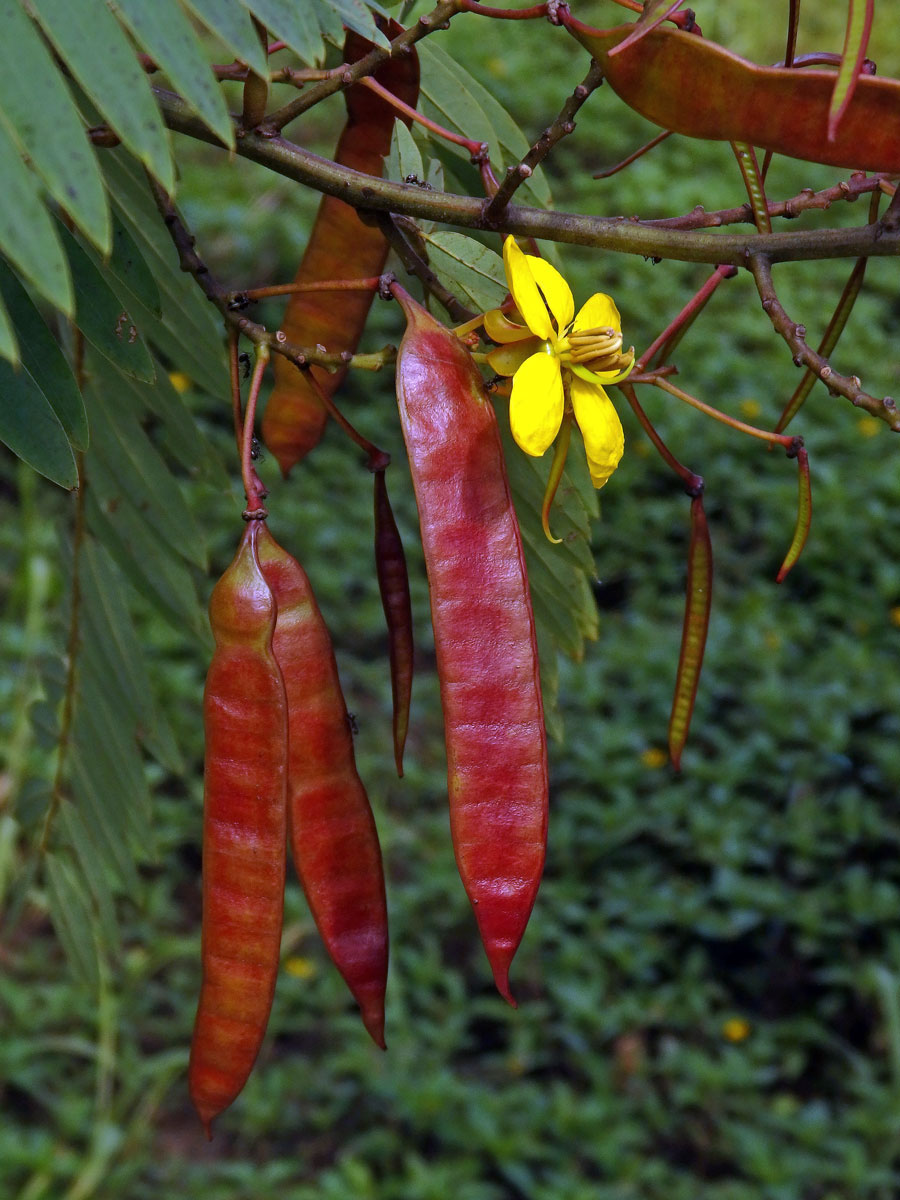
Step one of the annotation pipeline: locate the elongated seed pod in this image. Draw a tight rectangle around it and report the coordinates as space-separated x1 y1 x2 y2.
668 494 712 770
255 523 389 1047
262 25 419 475
374 468 414 776
189 519 288 1138
392 283 548 1006
568 21 900 173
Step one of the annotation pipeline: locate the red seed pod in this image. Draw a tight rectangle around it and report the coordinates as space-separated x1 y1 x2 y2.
189 519 288 1138
392 282 548 1006
373 468 414 776
568 20 900 173
262 24 420 474
255 522 389 1047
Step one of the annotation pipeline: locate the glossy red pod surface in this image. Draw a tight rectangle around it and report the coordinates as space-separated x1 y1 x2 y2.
255 522 389 1047
569 21 900 173
262 24 420 474
189 519 288 1137
392 283 548 1005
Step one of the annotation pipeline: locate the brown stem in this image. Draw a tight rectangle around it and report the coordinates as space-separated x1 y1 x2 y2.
749 253 899 430
375 212 475 322
241 345 269 513
484 59 604 223
618 381 700 492
153 88 900 267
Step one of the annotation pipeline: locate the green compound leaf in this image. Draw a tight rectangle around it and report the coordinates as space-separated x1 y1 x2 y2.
0 260 88 449
0 353 78 488
421 231 507 313
28 0 174 190
111 0 235 149
179 0 270 77
59 223 156 382
237 0 324 66
0 0 110 253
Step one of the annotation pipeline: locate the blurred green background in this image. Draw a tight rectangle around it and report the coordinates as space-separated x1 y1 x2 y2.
3 2 900 1197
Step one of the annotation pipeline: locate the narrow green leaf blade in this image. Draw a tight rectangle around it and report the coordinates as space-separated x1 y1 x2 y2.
91 214 163 318
45 852 101 991
57 800 121 951
0 355 78 487
0 0 110 252
111 0 235 148
0 121 73 315
58 223 156 381
0 260 88 449
421 231 507 312
179 0 270 76
315 0 388 47
238 0 324 66
28 0 174 189
0 291 18 366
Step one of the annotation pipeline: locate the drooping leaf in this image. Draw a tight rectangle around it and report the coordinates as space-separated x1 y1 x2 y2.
86 214 163 319
58 223 156 382
79 538 183 772
85 371 207 568
0 0 110 253
237 0 324 65
0 292 18 365
179 0 270 76
0 354 78 488
315 0 388 48
44 852 101 991
421 231 507 313
0 122 73 315
829 0 875 140
0 260 88 449
417 42 551 208
28 0 174 190
388 120 424 184
110 0 235 149
57 800 121 951
85 486 207 638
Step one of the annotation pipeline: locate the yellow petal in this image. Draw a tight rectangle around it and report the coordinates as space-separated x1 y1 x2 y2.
503 236 551 341
487 338 542 376
509 350 564 456
526 256 574 333
573 292 622 334
484 307 534 344
570 375 625 488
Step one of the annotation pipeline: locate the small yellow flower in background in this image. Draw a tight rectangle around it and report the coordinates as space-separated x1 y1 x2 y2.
889 606 900 628
641 747 668 769
857 416 881 438
722 1017 751 1042
284 955 317 980
486 237 634 489
168 371 192 394
739 398 761 419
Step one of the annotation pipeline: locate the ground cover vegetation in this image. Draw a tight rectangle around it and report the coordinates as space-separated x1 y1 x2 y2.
2 1 900 1196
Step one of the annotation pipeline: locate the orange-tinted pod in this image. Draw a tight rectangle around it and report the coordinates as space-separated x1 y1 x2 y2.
568 21 900 173
262 25 420 475
374 468 414 776
255 523 389 1047
392 283 548 1006
189 519 288 1138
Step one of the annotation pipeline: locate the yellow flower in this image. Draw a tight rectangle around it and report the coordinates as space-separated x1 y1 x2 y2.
722 1017 751 1043
486 237 634 488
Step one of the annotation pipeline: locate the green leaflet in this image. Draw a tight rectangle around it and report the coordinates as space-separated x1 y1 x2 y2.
0 119 73 316
0 353 78 488
0 0 110 253
236 0 324 65
179 0 270 77
0 261 88 450
58 223 156 382
44 852 102 991
111 0 235 149
314 0 388 48
421 231 507 313
417 41 551 208
28 0 174 190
